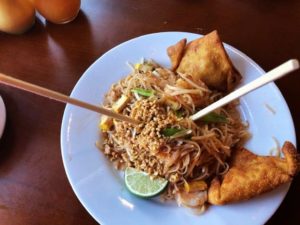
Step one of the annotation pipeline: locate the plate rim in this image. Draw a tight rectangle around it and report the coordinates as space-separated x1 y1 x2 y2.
0 96 6 139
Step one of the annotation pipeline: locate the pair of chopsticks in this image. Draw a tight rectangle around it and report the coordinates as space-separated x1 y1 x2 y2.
0 59 298 124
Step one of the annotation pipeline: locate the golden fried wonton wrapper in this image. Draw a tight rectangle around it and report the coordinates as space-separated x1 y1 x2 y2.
167 38 187 71
174 30 242 91
208 141 299 205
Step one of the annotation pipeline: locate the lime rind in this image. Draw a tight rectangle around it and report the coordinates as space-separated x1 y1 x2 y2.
124 167 168 198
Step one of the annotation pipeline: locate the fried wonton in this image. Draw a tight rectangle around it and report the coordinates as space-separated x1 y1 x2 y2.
208 141 299 205
174 30 241 91
167 38 187 71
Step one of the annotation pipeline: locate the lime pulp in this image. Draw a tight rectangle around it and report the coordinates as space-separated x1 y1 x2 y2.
124 167 168 198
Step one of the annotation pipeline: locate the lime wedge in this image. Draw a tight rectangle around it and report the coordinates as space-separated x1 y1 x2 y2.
124 167 168 198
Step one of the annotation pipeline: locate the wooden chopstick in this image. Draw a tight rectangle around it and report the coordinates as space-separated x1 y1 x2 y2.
190 59 299 121
0 73 140 125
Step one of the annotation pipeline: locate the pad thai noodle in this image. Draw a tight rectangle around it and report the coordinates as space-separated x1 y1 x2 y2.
99 59 250 211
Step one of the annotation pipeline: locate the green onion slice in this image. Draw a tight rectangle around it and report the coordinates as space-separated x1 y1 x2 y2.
161 127 192 139
161 127 183 137
175 110 184 118
200 112 227 123
131 88 155 97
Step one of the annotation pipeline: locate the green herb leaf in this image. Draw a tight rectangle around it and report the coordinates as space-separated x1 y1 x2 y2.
200 112 227 123
161 127 183 137
170 129 192 139
131 88 155 97
175 110 184 118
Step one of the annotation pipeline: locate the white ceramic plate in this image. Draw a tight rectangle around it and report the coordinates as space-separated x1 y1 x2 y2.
0 96 6 138
61 32 296 225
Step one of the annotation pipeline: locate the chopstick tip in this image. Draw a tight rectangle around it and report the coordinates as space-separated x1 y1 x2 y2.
289 59 299 69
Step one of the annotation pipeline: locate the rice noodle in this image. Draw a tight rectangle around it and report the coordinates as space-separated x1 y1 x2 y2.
100 60 249 211
270 136 281 157
265 103 276 114
177 72 211 93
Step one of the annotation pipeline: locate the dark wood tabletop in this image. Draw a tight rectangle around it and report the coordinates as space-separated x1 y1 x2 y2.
0 0 299 224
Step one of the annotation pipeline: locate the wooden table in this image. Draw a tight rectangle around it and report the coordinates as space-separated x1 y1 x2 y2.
0 1 299 224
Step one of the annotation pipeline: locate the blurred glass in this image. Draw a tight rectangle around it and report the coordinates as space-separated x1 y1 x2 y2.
34 0 81 24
